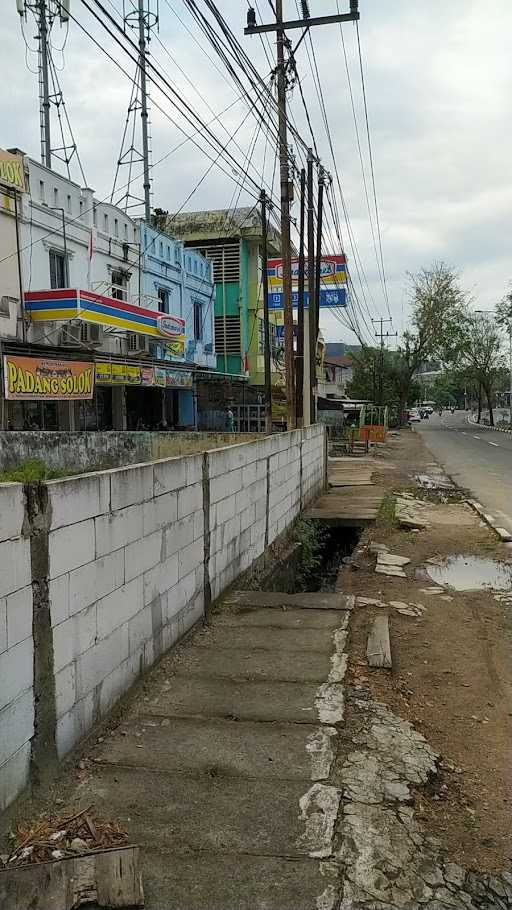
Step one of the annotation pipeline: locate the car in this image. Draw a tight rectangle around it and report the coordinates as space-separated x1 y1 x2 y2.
408 409 421 423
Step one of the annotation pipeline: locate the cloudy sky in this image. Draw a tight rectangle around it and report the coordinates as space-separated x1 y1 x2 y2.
3 0 512 343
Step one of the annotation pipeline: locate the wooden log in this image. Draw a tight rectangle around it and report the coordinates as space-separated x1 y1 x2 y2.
366 615 392 669
0 845 144 910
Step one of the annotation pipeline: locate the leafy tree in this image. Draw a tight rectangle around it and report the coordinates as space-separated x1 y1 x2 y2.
457 314 505 426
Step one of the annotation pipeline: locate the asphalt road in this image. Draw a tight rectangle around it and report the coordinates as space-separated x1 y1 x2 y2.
416 410 512 534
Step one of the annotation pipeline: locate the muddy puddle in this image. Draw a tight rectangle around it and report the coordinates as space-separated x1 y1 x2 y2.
425 555 512 591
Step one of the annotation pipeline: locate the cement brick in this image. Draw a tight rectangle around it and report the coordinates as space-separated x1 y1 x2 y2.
241 461 258 487
125 530 162 582
95 503 143 557
210 470 242 504
47 473 110 530
68 549 125 618
213 493 237 525
177 482 203 519
96 576 143 640
162 514 194 559
143 491 178 536
193 510 204 541
143 553 179 606
0 538 31 599
6 586 32 648
99 655 139 717
178 540 203 581
0 599 7 654
0 637 33 713
49 574 70 627
75 626 129 701
52 603 97 674
0 741 31 811
185 454 203 487
56 691 95 758
153 458 186 496
0 484 24 542
110 463 154 511
49 519 95 579
128 604 153 655
0 689 34 768
54 662 76 720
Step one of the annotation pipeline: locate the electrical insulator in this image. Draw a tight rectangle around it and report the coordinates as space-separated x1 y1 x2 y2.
246 6 256 28
16 0 25 15
60 0 70 21
350 0 359 12
300 0 310 19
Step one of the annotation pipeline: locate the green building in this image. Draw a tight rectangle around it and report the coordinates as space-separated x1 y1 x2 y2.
169 207 283 387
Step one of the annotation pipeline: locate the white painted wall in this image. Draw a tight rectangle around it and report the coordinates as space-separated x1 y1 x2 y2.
0 190 22 339
0 483 34 811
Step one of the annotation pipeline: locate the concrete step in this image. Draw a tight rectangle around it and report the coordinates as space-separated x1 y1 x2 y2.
172 643 335 683
223 591 354 611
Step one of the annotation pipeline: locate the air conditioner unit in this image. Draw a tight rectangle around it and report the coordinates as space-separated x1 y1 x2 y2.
204 342 213 354
80 322 104 346
60 323 81 346
127 332 150 355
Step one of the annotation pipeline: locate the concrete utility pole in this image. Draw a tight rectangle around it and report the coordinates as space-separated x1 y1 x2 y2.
138 0 151 223
372 317 397 407
245 1 360 430
39 0 52 168
311 166 325 423
307 149 315 425
296 168 306 427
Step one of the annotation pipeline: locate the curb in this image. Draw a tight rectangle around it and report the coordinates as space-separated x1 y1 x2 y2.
466 499 512 542
467 415 512 434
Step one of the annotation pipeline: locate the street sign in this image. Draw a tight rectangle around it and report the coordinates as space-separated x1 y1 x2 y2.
268 287 347 310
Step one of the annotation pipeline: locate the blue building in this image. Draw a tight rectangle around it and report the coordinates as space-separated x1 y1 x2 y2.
138 223 216 428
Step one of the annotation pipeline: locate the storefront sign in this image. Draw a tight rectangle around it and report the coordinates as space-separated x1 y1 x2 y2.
95 362 192 388
0 149 26 193
165 337 185 357
3 355 94 401
266 254 347 310
165 369 193 388
157 314 186 338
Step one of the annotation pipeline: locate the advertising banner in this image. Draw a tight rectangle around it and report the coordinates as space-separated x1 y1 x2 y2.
0 149 26 194
95 363 193 389
268 288 346 310
266 254 347 310
3 355 94 401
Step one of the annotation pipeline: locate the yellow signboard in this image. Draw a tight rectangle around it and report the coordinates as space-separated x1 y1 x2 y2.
0 149 26 193
3 355 94 401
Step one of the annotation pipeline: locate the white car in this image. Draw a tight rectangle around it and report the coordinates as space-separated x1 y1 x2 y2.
408 409 421 423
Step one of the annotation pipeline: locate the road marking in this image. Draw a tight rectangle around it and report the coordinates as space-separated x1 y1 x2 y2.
461 431 467 435
473 435 481 439
488 441 499 447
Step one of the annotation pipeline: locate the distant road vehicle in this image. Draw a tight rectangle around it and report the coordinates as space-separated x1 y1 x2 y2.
408 408 421 423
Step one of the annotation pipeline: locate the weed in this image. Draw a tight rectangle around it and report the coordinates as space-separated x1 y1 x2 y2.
377 493 399 529
0 458 71 483
294 518 327 589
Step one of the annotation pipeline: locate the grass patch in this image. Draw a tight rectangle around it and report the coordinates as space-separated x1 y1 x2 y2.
376 492 399 529
0 458 71 483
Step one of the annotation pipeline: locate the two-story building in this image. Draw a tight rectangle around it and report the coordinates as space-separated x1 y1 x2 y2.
0 148 216 432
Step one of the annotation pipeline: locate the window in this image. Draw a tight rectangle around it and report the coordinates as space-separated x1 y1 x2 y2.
187 256 191 272
174 246 181 266
158 287 170 314
79 200 84 218
104 213 108 233
166 245 171 261
114 218 119 238
53 187 59 206
111 270 127 301
67 194 72 214
193 260 198 276
159 241 163 258
193 300 203 342
39 180 45 203
93 206 97 226
49 249 68 289
124 222 128 240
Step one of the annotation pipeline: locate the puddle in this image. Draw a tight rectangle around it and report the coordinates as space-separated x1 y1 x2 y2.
425 555 512 591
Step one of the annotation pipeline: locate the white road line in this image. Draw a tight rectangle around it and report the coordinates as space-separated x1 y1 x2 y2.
488 441 499 447
473 435 481 439
461 431 467 435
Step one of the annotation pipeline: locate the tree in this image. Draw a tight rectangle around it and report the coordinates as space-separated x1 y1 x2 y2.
393 263 466 419
458 314 505 426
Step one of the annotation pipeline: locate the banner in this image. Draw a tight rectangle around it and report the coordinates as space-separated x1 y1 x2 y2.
267 254 347 290
0 149 26 193
95 362 193 389
3 355 94 401
268 288 347 310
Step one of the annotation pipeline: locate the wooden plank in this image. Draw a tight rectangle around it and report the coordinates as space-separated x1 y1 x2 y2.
0 846 144 910
366 615 392 669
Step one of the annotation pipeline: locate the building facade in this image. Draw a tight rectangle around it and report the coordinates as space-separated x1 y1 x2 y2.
0 148 216 432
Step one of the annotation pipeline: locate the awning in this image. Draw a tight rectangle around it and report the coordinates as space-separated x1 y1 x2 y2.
24 289 185 340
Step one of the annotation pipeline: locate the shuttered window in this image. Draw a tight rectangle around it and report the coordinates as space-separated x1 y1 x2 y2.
214 315 241 354
192 240 239 283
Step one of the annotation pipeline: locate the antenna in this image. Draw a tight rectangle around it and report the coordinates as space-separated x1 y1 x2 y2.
17 1 86 182
111 0 159 221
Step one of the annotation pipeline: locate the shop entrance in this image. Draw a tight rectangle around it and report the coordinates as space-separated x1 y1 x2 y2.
126 386 163 430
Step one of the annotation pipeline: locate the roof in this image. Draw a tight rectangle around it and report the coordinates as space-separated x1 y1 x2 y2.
325 355 353 368
168 207 281 249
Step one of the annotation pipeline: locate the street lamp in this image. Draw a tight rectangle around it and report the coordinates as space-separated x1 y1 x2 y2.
475 309 512 427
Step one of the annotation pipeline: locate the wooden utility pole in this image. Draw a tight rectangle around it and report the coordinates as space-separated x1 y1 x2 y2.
307 149 315 424
260 190 273 434
296 168 306 427
245 2 360 428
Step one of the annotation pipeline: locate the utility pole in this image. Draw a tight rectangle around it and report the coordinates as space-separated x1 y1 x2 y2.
138 0 151 223
260 190 272 434
307 149 315 425
372 317 397 407
296 168 306 427
275 0 295 429
245 1 360 429
38 0 51 168
311 166 325 423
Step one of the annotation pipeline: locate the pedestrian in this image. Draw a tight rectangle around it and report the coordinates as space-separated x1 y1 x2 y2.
226 408 235 432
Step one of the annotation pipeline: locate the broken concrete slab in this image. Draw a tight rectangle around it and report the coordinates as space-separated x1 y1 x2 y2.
375 565 406 578
224 591 354 611
216 606 346 631
194 624 337 654
173 644 336 683
93 715 330 781
377 553 411 567
356 597 387 607
366 615 392 669
368 543 389 554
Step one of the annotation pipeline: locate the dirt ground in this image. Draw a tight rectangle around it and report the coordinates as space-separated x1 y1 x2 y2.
341 428 512 875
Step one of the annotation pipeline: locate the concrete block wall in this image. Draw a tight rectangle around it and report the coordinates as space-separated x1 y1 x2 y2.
0 424 325 811
0 484 34 811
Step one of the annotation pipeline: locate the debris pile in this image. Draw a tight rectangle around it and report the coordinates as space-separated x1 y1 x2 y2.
3 806 128 867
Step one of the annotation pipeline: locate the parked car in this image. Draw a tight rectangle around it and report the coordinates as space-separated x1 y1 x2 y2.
408 408 421 423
